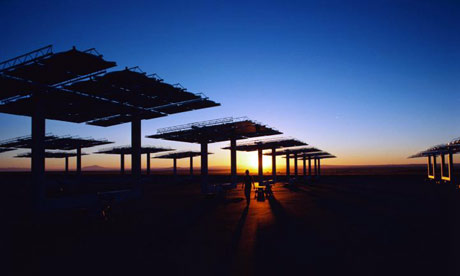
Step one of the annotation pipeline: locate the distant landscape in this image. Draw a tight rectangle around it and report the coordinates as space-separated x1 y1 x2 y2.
2 164 458 176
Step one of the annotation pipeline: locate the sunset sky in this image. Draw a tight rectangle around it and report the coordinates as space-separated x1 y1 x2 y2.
0 0 458 170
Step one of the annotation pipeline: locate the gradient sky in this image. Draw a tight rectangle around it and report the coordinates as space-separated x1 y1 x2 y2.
0 0 459 170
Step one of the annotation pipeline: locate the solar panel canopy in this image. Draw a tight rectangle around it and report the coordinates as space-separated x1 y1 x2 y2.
147 117 282 143
96 145 172 155
15 151 87 158
267 147 322 156
154 151 211 159
409 143 460 158
0 148 15 153
0 134 112 150
295 152 335 159
450 138 460 146
222 138 307 152
0 46 219 126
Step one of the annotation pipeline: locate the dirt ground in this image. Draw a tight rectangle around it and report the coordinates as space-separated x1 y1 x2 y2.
2 174 459 275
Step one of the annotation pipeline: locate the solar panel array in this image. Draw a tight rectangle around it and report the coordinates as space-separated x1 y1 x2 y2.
264 146 322 156
222 138 307 151
0 46 219 126
154 151 211 159
0 134 112 150
96 145 172 155
0 148 15 153
296 152 336 159
15 151 87 158
409 137 460 158
147 117 281 143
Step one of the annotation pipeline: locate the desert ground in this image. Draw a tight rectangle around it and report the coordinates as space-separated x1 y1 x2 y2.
2 169 459 275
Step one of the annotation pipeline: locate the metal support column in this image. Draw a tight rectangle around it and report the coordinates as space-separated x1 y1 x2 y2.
190 156 193 175
441 154 446 181
303 155 306 180
308 157 312 177
441 152 455 183
294 152 298 177
173 158 177 177
258 147 263 184
448 152 455 185
201 142 208 193
131 118 141 181
65 156 69 174
32 94 45 209
286 153 290 180
76 146 82 176
272 148 276 183
121 153 125 174
147 153 151 175
427 156 431 178
314 158 318 177
230 138 237 186
318 158 321 177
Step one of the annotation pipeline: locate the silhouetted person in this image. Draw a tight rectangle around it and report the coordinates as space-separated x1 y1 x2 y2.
242 170 255 206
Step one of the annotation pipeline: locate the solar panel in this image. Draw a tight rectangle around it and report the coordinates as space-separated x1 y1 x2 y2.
15 151 87 158
409 141 460 158
266 147 322 156
0 134 112 150
147 117 282 143
154 151 211 159
0 46 220 127
3 48 116 85
222 138 307 151
96 145 172 155
0 148 15 153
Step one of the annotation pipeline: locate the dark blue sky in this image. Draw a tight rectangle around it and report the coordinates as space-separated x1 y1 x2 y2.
0 0 459 167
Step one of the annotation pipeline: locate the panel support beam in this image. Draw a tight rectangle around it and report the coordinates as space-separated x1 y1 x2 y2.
303 155 306 180
173 157 177 177
32 93 45 210
131 118 141 182
294 152 298 177
448 152 454 184
441 152 454 182
230 138 237 186
65 156 69 174
318 158 321 177
286 153 290 180
428 155 437 181
272 148 276 183
201 142 208 193
121 153 125 174
76 146 82 176
147 153 151 175
314 158 318 177
258 147 263 184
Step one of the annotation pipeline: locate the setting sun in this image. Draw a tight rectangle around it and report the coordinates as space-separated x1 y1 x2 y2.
237 151 273 173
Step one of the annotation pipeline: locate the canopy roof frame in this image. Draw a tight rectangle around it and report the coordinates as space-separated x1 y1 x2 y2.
154 151 212 159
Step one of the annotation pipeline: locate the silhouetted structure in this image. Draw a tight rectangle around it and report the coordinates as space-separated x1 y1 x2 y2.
295 152 336 178
222 138 307 183
278 150 336 179
96 146 172 175
0 148 15 153
154 151 212 177
147 117 281 193
15 151 88 173
268 147 322 180
0 45 219 209
409 137 460 184
0 134 111 175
